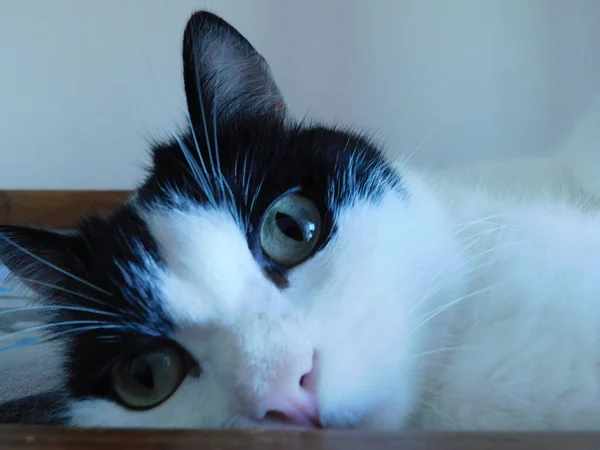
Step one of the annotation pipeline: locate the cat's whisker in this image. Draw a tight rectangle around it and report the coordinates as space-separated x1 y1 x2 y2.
450 222 508 246
212 97 238 222
450 212 532 233
241 152 250 206
409 282 504 339
407 344 490 361
451 218 510 236
424 250 507 303
0 324 129 353
341 135 352 155
12 276 117 312
407 237 525 320
0 305 120 318
42 324 125 339
449 221 513 257
377 250 499 330
175 131 216 206
242 152 257 225
406 226 509 315
186 115 213 195
0 235 111 296
0 320 115 342
407 257 498 319
0 337 44 352
110 267 157 322
194 76 220 205
233 151 240 183
249 173 266 215
174 133 201 181
0 294 38 301
402 126 438 166
460 215 525 237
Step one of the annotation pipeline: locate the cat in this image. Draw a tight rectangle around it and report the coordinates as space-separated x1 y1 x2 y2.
1 10 600 431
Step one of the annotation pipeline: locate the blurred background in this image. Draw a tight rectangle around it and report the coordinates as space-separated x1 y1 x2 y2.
0 0 599 189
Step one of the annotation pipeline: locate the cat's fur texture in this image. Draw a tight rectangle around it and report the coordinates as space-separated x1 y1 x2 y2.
1 11 600 431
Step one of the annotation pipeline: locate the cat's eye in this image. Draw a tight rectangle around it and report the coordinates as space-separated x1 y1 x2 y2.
111 346 185 410
260 193 322 267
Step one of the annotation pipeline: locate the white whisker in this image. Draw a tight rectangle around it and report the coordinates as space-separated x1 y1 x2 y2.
0 320 115 342
0 325 127 352
14 276 117 312
242 152 251 206
174 132 216 206
450 213 531 231
0 235 111 296
0 305 119 318
195 78 219 201
408 345 489 361
409 253 508 318
402 126 438 166
188 115 216 206
407 226 511 315
40 324 125 341
409 283 503 338
212 98 238 221
249 174 266 215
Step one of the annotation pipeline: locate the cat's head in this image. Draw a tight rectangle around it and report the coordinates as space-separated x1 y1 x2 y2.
0 11 459 429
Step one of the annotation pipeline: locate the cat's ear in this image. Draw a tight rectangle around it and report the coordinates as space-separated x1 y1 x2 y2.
182 11 287 125
0 225 87 294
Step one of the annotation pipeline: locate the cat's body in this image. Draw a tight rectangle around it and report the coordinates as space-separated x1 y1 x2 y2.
1 11 600 431
410 174 600 430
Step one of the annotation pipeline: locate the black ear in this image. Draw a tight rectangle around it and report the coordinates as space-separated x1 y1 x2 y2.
182 11 286 125
0 225 87 294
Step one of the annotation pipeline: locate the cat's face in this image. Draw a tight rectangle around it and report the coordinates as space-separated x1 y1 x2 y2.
0 12 459 429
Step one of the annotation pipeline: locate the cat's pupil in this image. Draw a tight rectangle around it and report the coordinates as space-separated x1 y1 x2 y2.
131 358 155 390
275 212 305 241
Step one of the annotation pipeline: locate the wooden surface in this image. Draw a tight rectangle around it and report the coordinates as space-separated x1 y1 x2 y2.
1 427 600 450
0 190 132 227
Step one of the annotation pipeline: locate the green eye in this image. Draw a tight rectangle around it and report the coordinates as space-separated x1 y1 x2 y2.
111 346 185 410
260 193 322 267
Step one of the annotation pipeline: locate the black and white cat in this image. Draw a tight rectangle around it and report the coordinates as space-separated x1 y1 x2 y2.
1 10 600 430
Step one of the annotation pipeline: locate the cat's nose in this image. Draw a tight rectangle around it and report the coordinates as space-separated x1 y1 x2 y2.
256 352 322 428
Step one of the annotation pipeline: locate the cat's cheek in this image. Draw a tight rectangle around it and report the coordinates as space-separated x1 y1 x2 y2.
357 400 417 431
67 374 222 429
68 398 151 428
316 382 418 430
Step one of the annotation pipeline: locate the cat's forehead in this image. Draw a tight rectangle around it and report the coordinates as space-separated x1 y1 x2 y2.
138 122 399 224
74 120 401 330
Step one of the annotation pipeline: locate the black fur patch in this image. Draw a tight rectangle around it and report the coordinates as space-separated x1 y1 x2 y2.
0 391 69 425
0 205 177 404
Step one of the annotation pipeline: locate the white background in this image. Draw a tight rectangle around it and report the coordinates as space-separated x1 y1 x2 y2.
0 0 599 189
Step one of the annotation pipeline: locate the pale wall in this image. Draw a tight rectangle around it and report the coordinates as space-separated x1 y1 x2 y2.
0 0 598 189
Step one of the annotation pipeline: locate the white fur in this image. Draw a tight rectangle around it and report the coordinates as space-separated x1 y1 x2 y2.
70 95 600 431
70 177 600 430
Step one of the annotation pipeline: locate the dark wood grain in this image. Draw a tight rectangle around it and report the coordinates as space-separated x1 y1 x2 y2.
0 190 133 227
1 427 600 450
0 426 600 450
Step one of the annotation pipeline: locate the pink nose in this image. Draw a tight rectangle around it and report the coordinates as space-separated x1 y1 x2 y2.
256 353 321 428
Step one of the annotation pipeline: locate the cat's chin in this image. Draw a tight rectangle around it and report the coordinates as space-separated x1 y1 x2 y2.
315 397 415 431
260 420 324 431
